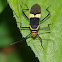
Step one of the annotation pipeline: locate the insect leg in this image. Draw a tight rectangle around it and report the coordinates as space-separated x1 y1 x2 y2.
39 23 52 30
24 33 31 39
38 32 50 35
22 4 29 20
20 27 30 28
20 23 30 29
48 23 53 27
37 34 44 49
10 33 31 46
39 27 50 30
40 5 51 24
20 24 52 30
20 27 30 30
17 21 29 30
10 40 23 45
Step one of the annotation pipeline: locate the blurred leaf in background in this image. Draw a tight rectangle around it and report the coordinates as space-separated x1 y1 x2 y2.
0 3 14 47
0 0 7 14
0 0 22 62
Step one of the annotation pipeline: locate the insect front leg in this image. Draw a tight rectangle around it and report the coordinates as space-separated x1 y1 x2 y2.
22 4 29 20
40 5 51 24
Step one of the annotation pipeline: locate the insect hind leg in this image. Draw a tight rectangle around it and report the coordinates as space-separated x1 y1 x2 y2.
37 34 44 49
10 33 31 46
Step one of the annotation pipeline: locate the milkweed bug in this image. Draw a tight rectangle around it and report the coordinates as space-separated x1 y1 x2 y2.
11 4 51 49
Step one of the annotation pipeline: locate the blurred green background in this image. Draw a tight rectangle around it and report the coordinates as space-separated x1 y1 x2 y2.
0 0 39 62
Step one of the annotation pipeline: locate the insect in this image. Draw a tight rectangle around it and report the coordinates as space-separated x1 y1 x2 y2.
11 4 51 48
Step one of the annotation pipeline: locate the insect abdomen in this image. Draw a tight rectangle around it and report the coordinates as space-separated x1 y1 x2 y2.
30 18 39 29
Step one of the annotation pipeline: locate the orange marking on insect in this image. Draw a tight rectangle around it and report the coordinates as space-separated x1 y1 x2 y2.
31 32 37 37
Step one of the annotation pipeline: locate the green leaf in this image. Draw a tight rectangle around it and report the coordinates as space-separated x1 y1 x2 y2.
0 0 7 13
7 0 62 62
